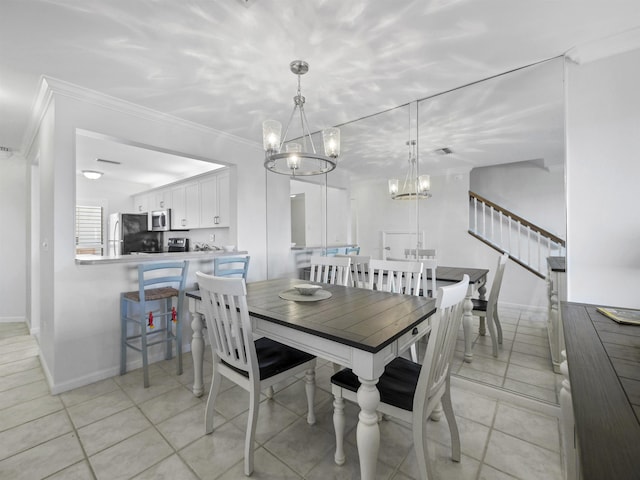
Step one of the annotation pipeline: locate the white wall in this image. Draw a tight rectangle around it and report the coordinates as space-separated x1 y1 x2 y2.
352 172 548 309
471 162 566 239
0 153 27 323
566 49 640 308
26 78 265 392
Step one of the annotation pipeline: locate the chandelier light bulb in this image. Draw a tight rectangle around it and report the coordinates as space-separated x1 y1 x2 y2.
323 128 340 158
388 179 399 196
262 120 282 152
418 175 431 194
285 143 301 170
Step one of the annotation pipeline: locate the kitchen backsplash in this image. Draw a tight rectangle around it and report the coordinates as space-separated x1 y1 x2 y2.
177 228 231 251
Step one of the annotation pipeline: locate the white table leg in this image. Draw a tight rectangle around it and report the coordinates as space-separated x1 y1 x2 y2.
477 281 487 336
463 285 474 363
190 311 205 397
357 377 380 480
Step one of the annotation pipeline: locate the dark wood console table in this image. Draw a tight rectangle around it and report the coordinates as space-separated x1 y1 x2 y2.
562 302 640 479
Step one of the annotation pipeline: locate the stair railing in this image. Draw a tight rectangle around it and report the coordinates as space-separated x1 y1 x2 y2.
468 191 566 278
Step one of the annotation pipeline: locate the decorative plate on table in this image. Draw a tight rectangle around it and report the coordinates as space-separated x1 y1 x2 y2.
279 288 332 302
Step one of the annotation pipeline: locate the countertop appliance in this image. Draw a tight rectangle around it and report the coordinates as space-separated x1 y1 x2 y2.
108 213 162 256
151 209 171 232
168 237 189 252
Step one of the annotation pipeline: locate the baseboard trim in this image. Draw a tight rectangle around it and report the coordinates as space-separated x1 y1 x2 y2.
48 343 193 395
0 316 27 323
451 375 560 418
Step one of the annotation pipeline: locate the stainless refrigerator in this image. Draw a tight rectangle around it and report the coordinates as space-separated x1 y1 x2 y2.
108 213 162 256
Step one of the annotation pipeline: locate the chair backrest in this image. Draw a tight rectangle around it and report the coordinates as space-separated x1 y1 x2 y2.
414 274 469 413
309 255 351 286
214 255 250 279
421 258 437 298
324 248 341 256
487 253 508 316
388 256 437 298
195 272 259 378
404 248 436 259
336 254 370 288
368 259 422 296
137 260 189 298
345 246 360 255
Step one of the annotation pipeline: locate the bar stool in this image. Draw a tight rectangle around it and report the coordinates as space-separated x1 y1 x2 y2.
213 255 250 279
120 260 189 387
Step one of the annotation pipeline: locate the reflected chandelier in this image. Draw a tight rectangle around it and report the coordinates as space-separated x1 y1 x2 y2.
262 60 340 176
388 139 431 200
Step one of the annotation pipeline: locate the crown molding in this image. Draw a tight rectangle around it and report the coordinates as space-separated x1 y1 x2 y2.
566 27 640 65
21 76 260 157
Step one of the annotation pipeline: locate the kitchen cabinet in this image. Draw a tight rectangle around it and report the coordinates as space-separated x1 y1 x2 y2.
200 171 229 228
133 193 150 214
171 182 199 229
151 189 170 210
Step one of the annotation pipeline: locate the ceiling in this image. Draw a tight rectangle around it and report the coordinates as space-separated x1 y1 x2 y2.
2 0 640 180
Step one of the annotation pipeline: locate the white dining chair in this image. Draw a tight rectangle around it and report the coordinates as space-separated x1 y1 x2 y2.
331 275 470 479
196 272 317 476
472 252 508 357
369 258 423 361
388 256 436 298
309 255 351 286
368 258 422 296
337 254 371 288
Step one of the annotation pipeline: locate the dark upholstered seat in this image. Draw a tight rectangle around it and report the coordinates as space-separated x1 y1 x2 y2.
331 356 421 412
223 337 316 381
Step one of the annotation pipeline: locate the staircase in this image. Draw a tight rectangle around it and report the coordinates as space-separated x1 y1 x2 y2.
468 191 565 278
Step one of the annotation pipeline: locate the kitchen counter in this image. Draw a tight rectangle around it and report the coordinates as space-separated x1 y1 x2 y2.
75 250 248 265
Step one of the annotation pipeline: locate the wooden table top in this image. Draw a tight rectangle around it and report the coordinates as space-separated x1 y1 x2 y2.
425 266 489 284
547 256 566 272
188 277 437 353
562 302 640 479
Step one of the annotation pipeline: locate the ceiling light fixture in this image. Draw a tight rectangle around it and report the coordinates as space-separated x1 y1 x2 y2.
388 105 431 200
388 140 431 200
82 170 103 180
263 60 340 176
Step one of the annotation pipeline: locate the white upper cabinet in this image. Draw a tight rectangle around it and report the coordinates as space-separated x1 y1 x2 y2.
200 170 230 228
171 182 200 230
152 189 170 210
133 193 150 213
135 168 231 230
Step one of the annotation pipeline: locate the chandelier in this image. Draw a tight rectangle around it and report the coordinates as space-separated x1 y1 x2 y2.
262 60 340 176
388 139 431 200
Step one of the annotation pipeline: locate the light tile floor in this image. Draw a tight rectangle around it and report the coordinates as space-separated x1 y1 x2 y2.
451 306 561 404
0 316 564 480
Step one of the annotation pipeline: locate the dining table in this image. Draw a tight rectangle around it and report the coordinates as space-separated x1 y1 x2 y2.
186 276 437 480
426 266 490 362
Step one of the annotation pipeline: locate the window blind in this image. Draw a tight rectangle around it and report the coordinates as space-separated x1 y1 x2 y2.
75 205 103 253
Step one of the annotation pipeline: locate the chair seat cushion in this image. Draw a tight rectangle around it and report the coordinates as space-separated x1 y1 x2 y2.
123 287 180 302
223 337 315 381
331 357 421 411
471 298 487 312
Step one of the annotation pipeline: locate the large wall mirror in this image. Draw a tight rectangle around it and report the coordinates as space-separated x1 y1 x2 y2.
266 57 565 403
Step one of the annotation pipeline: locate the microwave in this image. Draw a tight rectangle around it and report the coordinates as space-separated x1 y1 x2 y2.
150 209 171 231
